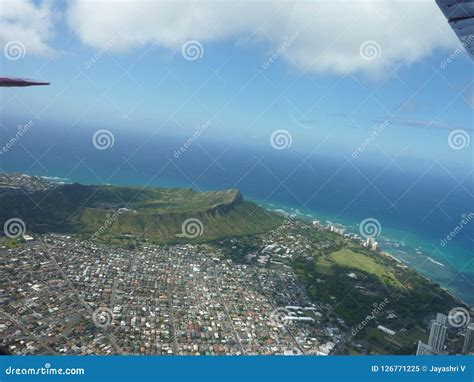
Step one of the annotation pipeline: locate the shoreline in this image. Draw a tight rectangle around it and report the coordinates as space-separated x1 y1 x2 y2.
12 171 474 308
262 202 473 309
378 251 471 309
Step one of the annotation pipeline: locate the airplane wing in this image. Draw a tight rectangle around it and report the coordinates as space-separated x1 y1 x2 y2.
436 0 474 58
0 77 50 87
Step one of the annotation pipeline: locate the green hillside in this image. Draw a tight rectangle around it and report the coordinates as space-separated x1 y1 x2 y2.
0 176 283 244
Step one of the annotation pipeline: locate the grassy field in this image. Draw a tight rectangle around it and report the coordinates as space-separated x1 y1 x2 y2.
81 185 242 213
314 256 334 275
330 248 402 288
285 222 465 354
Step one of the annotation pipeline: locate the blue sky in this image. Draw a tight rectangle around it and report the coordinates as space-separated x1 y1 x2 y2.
1 0 473 168
2 0 473 308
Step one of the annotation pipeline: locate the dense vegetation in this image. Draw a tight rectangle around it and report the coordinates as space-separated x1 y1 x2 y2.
288 226 466 354
209 220 468 355
1 174 467 354
0 182 283 244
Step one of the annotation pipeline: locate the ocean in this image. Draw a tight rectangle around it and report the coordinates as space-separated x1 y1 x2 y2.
1 123 473 306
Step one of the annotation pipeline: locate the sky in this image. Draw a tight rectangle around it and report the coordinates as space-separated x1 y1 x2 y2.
0 0 473 169
1 0 473 308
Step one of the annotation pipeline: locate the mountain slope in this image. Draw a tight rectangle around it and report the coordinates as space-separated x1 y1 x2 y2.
0 174 283 243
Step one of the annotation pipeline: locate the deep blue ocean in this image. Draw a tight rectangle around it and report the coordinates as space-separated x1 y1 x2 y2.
1 122 473 305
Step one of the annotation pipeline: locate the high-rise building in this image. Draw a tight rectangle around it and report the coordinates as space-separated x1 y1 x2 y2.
416 341 436 355
428 319 447 352
371 241 379 251
462 323 474 354
435 313 448 326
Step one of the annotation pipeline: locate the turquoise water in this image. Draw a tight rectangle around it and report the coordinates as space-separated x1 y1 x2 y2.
1 123 472 305
257 198 473 306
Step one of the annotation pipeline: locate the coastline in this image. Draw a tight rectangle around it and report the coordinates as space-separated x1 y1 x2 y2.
378 251 470 309
255 198 473 309
24 172 474 308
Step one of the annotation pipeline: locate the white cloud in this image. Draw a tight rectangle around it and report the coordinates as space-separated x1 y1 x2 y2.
65 0 459 75
0 0 57 58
